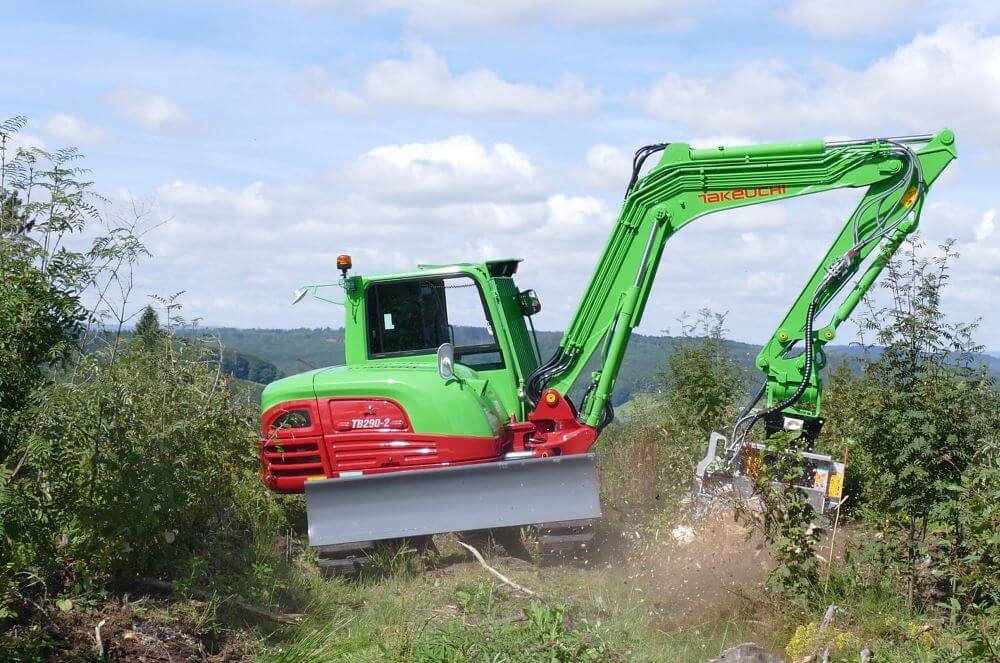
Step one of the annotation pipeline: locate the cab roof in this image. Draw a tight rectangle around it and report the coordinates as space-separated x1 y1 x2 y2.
355 258 523 283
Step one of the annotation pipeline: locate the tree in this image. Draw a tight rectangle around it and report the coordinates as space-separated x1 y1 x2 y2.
0 117 152 617
659 309 746 436
134 304 162 345
839 237 999 621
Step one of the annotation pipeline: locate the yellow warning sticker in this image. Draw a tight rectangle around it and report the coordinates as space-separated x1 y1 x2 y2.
828 472 843 498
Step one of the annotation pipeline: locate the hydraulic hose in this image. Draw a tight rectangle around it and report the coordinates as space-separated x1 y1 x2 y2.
730 296 820 453
525 348 568 407
526 142 671 411
580 381 615 431
626 143 669 197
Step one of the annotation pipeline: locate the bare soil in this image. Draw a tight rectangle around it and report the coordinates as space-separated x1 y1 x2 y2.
619 507 772 627
4 596 253 662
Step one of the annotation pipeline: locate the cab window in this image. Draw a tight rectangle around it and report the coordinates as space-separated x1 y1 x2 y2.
366 276 504 371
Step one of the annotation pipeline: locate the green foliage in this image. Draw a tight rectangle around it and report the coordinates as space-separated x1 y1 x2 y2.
396 601 611 662
454 580 506 616
219 347 281 384
0 118 153 616
851 240 994 517
1 333 294 606
0 118 296 627
660 309 747 436
133 304 162 345
597 310 746 524
806 237 1000 659
830 239 1000 616
737 432 822 603
927 434 1000 658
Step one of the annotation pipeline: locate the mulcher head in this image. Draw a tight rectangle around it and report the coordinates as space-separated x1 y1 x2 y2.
695 432 845 515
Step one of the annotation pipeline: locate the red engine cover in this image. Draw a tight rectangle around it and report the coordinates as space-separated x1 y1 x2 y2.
326 399 411 433
260 397 503 492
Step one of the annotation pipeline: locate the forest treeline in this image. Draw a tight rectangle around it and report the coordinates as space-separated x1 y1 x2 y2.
175 325 1000 406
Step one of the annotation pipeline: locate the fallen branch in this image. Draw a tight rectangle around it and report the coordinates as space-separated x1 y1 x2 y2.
456 541 539 598
94 618 107 662
116 578 304 626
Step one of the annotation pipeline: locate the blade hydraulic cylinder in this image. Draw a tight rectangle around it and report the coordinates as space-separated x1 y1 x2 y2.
305 454 602 547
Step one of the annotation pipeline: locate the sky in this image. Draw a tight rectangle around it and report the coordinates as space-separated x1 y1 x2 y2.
4 0 999 348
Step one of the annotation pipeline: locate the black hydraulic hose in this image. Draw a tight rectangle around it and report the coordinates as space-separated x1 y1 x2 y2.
728 143 923 454
626 143 669 197
525 347 566 407
580 381 615 431
730 380 767 442
732 297 819 450
526 140 670 411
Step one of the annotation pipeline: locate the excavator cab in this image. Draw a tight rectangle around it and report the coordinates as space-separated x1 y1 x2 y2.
261 259 602 569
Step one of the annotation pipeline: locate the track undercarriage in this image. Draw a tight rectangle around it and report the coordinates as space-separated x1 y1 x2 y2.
314 519 599 576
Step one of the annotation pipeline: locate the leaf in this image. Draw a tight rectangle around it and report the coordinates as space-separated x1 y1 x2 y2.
56 598 73 612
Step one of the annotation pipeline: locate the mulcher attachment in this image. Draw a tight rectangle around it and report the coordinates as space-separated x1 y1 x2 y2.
695 429 846 515
305 453 602 548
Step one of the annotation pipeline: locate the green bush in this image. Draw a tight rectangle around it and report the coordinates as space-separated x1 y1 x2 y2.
0 118 297 620
597 309 746 525
0 332 296 610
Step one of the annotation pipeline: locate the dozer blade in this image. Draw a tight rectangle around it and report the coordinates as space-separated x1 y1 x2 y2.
306 453 602 547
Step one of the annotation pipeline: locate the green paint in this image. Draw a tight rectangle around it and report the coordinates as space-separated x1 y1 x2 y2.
549 131 956 425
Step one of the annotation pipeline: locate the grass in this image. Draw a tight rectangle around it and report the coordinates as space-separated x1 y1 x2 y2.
257 546 767 662
248 527 956 663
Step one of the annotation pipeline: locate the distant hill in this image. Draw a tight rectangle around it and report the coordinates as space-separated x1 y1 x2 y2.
182 326 1000 406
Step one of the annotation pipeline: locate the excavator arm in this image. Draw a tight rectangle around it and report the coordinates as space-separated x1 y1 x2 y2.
527 130 957 440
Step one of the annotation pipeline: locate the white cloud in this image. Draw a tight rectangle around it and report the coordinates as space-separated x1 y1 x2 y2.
107 87 193 134
302 44 599 116
5 131 46 153
42 113 110 145
363 43 600 114
784 0 917 37
296 0 692 30
639 61 810 135
535 194 614 239
974 209 996 241
346 135 545 204
156 181 276 218
299 66 368 113
638 24 1000 147
576 144 632 192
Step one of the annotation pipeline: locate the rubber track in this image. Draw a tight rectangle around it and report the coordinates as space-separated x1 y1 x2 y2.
536 519 597 566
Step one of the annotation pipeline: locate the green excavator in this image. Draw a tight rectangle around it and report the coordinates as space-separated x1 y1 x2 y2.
259 130 957 571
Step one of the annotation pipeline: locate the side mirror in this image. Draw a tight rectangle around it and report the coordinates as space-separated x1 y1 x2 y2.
437 343 455 380
292 288 309 305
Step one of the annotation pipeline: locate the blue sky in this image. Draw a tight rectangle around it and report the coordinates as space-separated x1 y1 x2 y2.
5 0 999 347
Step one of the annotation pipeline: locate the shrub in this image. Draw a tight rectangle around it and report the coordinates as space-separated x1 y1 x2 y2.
597 310 746 525
0 332 295 612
